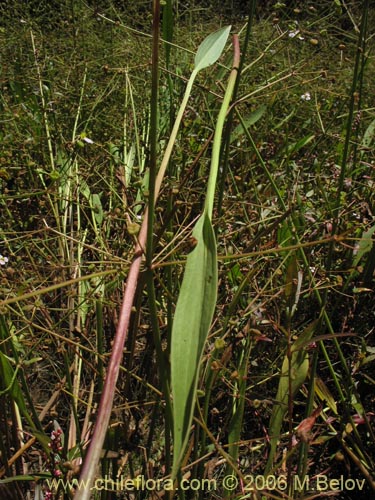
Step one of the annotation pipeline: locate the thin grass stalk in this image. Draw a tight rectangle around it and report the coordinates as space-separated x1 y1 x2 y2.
124 72 143 183
30 29 63 260
146 273 173 472
217 0 257 217
96 299 104 393
30 30 55 174
72 65 88 142
147 0 160 265
162 0 175 130
351 8 368 169
0 269 115 309
324 0 369 276
58 69 87 266
224 336 251 499
66 153 86 459
62 349 82 439
146 0 173 482
121 277 145 401
296 349 319 487
161 0 175 374
285 255 298 490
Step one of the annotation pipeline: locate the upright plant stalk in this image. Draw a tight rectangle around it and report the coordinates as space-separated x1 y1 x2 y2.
224 335 251 498
170 34 240 480
146 0 160 263
324 0 369 277
76 26 232 499
145 0 173 483
204 38 240 219
161 0 175 371
217 0 257 217
30 30 55 175
30 29 63 257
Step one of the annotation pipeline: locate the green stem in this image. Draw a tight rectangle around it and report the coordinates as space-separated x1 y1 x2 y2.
146 0 161 266
324 0 369 284
205 36 240 220
217 0 257 217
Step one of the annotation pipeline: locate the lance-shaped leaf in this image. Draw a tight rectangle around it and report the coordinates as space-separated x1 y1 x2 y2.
266 321 317 473
0 352 34 429
171 211 217 478
194 25 231 72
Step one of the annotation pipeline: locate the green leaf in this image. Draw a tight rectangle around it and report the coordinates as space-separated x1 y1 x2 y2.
0 473 52 484
91 193 103 226
227 337 251 463
171 211 217 478
277 218 294 252
362 118 375 150
0 352 33 428
353 224 375 267
162 0 174 67
266 321 317 473
287 134 315 156
285 255 298 302
230 105 267 143
194 26 231 73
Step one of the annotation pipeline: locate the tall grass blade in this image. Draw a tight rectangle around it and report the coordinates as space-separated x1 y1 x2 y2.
0 353 30 423
162 0 174 68
266 321 317 473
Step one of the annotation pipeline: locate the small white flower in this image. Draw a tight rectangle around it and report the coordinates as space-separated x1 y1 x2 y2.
288 30 304 40
301 92 311 101
83 136 94 144
0 255 9 266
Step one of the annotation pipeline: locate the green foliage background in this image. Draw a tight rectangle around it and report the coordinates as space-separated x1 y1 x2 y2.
1 1 375 499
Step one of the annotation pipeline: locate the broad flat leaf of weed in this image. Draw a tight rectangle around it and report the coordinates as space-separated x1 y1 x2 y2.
171 211 217 478
194 25 231 72
0 352 33 428
352 223 375 268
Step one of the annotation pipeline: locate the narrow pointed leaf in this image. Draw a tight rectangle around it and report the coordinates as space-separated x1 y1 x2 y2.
0 352 34 429
285 255 298 302
287 133 315 156
362 117 375 150
171 211 217 478
230 105 267 143
352 223 375 267
194 26 231 72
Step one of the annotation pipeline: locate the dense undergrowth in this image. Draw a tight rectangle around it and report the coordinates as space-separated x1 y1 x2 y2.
1 1 375 499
